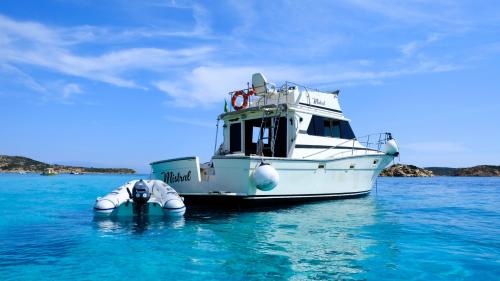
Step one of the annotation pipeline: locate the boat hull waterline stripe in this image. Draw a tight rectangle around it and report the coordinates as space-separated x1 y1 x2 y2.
181 191 370 199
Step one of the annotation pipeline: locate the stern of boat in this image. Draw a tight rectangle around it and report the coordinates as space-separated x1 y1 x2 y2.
150 157 204 193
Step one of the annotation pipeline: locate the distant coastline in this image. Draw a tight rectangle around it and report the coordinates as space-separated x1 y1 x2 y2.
381 164 500 177
0 155 135 174
2 154 498 177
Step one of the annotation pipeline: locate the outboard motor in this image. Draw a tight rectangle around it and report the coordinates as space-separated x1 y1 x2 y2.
127 179 151 214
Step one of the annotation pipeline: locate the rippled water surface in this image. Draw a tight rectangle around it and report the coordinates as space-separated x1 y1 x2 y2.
0 174 499 280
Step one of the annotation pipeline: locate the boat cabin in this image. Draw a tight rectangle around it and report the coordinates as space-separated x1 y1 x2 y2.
216 73 359 160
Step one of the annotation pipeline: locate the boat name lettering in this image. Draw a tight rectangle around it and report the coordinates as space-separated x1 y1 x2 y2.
161 171 192 184
312 98 326 106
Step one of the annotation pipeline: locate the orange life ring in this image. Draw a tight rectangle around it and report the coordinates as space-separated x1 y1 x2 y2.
231 89 255 111
246 88 256 97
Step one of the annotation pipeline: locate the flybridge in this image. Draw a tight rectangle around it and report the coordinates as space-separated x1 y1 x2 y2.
221 73 344 118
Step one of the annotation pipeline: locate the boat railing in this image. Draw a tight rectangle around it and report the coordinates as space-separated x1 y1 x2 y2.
227 81 336 110
302 132 393 159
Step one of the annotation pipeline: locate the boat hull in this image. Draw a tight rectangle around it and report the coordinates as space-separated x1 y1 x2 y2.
150 153 393 206
181 191 370 208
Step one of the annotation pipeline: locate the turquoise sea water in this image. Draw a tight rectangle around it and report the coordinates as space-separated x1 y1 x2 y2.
0 174 498 280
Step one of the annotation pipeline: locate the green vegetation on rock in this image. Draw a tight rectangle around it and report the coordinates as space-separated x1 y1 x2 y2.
381 164 500 177
0 155 135 174
426 165 500 176
380 164 433 177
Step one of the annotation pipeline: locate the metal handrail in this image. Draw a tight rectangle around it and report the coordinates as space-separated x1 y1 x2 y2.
228 80 340 111
301 132 392 159
284 81 339 96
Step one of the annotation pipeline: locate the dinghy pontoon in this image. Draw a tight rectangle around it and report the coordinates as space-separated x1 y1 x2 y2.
94 179 186 216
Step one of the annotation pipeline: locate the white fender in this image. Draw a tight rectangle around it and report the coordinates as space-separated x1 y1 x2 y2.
384 138 399 155
252 163 279 191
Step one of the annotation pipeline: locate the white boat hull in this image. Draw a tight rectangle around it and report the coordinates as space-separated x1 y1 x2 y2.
150 153 393 205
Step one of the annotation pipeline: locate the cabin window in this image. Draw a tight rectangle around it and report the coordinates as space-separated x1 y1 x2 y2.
252 127 269 144
307 115 355 139
340 120 355 139
229 123 242 152
244 117 287 157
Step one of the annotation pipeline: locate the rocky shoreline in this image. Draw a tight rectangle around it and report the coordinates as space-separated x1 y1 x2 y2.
380 164 433 177
381 164 500 177
426 165 500 177
2 155 498 177
0 155 135 174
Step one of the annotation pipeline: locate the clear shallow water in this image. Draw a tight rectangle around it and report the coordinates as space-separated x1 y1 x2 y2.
0 175 498 280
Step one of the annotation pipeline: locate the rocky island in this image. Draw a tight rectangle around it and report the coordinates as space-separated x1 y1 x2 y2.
0 155 135 174
381 164 500 177
380 164 434 177
426 165 500 177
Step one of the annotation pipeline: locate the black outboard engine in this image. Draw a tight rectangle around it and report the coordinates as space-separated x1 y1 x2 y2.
129 180 150 214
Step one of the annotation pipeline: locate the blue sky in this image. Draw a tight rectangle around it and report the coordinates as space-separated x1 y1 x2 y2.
1 0 499 172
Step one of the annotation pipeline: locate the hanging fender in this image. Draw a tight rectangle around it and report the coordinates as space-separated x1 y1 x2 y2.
231 88 255 111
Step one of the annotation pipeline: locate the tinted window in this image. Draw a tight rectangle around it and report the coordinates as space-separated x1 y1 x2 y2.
307 116 355 139
331 120 341 138
323 120 332 137
307 116 323 136
339 120 355 139
230 123 241 152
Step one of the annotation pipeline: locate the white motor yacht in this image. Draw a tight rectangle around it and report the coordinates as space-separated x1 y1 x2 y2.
150 73 399 206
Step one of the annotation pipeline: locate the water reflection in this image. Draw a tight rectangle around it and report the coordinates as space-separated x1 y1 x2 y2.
93 215 185 235
91 197 379 279
3 175 498 280
185 197 378 280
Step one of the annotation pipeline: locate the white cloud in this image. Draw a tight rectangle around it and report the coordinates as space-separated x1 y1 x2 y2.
0 63 47 93
0 1 470 103
400 33 443 56
0 14 214 89
134 1 211 37
154 61 460 108
401 42 418 56
62 83 82 98
343 0 462 26
155 65 310 108
164 115 215 128
155 67 250 107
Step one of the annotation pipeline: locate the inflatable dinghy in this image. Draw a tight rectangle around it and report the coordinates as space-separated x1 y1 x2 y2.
94 179 185 217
